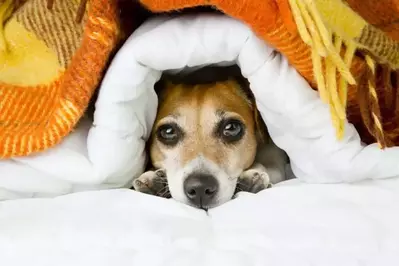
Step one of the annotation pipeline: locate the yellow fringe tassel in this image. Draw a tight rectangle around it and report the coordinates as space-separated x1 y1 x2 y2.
288 0 358 139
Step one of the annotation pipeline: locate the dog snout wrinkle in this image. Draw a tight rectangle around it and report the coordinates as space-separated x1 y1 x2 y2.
183 173 219 208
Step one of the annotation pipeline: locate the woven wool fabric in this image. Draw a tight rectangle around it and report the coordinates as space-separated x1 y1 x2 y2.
344 0 399 42
2 0 398 159
343 0 399 145
139 0 399 148
0 0 119 158
288 0 399 147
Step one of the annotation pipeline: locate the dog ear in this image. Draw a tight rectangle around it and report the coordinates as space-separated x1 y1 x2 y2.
154 77 179 105
231 72 269 144
252 100 269 144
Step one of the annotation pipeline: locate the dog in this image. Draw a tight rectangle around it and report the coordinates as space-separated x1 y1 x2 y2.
132 65 288 209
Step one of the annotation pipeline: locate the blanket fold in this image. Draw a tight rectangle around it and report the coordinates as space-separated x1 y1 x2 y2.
2 9 399 199
140 0 399 148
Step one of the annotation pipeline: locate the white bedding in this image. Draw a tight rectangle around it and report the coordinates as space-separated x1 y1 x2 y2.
1 13 399 266
1 178 399 265
1 14 399 200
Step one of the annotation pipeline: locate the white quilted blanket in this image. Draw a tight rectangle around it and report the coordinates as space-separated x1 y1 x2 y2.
1 13 399 265
1 14 399 200
1 178 399 265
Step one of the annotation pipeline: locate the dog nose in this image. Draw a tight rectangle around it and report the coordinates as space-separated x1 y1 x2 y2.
183 173 219 208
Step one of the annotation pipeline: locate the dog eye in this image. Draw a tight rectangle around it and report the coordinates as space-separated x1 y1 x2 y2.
218 119 245 143
156 123 182 146
223 121 242 136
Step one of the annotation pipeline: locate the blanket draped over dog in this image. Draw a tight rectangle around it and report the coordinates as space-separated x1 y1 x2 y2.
2 6 399 198
139 0 399 148
1 0 399 158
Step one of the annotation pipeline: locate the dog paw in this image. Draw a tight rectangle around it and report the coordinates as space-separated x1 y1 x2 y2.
236 169 272 194
132 169 171 198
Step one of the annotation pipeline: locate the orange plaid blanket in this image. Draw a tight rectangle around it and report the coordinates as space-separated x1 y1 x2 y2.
1 0 398 158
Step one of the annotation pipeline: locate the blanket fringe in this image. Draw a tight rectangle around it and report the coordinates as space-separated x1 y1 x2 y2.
364 55 386 148
288 0 391 148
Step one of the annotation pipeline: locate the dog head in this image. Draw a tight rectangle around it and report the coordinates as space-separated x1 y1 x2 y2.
148 66 265 209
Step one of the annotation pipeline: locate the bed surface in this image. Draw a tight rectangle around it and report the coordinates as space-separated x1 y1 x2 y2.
1 178 399 266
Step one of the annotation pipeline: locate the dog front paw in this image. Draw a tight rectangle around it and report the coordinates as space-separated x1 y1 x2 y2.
132 169 171 198
236 169 272 194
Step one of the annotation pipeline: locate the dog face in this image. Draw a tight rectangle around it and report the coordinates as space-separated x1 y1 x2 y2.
149 69 262 209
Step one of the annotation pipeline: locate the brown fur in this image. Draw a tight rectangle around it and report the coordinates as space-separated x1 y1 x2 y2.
149 78 262 171
133 66 286 208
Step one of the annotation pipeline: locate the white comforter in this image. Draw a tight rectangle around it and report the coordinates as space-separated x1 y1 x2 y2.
1 14 399 199
1 178 399 265
1 13 399 266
